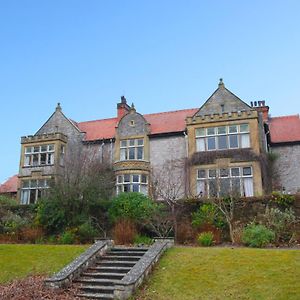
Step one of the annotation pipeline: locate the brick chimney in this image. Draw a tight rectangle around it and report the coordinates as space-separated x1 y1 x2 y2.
117 96 130 120
250 100 269 122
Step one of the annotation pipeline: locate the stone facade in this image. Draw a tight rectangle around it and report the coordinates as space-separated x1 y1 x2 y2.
16 80 300 203
271 144 300 193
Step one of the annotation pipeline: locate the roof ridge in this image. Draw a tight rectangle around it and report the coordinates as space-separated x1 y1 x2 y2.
144 108 198 117
271 114 300 120
78 117 118 124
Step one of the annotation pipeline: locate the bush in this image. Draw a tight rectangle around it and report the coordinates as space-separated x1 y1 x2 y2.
0 195 18 206
133 234 153 246
112 219 137 245
242 224 275 248
77 221 98 243
192 203 225 229
264 207 296 243
58 230 76 244
197 231 214 246
21 227 44 243
271 191 295 207
109 193 156 224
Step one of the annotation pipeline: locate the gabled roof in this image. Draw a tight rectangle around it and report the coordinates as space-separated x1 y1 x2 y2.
194 79 251 117
77 108 198 141
0 175 18 194
269 114 300 144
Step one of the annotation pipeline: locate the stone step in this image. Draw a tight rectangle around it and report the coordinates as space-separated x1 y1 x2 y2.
76 278 120 286
111 247 148 252
82 272 124 280
89 266 131 273
100 255 141 261
96 260 136 267
79 285 114 294
105 251 146 256
77 292 114 299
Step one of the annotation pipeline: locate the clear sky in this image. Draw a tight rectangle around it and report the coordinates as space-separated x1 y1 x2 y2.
1 0 300 183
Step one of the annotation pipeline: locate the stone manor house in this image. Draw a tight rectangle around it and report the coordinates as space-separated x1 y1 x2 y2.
2 80 300 204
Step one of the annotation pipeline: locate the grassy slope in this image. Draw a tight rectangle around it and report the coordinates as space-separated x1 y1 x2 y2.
136 247 300 300
0 244 88 284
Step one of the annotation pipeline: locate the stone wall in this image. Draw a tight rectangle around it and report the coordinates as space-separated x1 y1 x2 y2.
271 144 300 193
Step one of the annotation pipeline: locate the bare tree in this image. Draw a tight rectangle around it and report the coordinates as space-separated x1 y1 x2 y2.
150 158 186 241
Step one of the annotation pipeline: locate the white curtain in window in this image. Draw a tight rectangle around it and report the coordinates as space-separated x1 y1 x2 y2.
21 190 29 204
197 181 205 196
196 138 205 151
241 134 250 148
243 178 254 197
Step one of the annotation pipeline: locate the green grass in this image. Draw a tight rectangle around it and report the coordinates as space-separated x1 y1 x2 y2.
0 244 89 284
135 247 300 300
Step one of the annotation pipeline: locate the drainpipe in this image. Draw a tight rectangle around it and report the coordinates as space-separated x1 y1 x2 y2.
110 139 113 164
183 131 188 158
99 140 105 163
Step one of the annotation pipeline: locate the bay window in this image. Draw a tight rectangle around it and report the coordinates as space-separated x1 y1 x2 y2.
20 179 50 204
196 166 254 197
195 124 250 152
120 139 144 160
116 174 148 195
24 144 55 166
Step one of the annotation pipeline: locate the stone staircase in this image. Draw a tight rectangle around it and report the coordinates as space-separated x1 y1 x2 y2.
75 246 148 299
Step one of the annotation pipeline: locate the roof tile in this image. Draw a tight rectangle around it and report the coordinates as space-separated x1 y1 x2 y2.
269 114 300 143
0 175 18 194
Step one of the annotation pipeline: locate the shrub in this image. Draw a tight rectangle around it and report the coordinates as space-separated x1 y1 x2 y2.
264 207 296 243
133 234 153 246
242 224 275 248
112 219 137 245
271 191 295 207
109 192 156 224
58 230 76 244
0 195 18 206
192 203 225 229
21 227 44 243
176 219 194 245
77 221 98 243
197 231 214 246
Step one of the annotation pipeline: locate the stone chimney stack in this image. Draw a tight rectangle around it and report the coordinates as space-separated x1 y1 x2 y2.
250 100 269 122
117 96 130 120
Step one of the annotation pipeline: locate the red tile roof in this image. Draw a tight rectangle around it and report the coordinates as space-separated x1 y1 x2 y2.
269 114 300 144
77 108 198 141
0 175 18 194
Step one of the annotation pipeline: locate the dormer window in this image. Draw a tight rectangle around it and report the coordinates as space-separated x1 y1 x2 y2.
120 138 144 160
195 123 250 152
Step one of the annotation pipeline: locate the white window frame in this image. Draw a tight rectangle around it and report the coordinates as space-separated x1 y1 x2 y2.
120 139 144 161
196 166 253 197
24 144 55 167
195 124 250 152
20 179 50 204
116 174 148 195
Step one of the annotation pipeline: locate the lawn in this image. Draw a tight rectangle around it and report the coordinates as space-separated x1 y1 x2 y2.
0 244 88 284
135 247 300 300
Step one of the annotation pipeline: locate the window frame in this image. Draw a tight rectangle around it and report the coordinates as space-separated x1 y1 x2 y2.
196 166 253 197
119 138 144 161
195 123 250 152
116 174 148 195
24 144 55 167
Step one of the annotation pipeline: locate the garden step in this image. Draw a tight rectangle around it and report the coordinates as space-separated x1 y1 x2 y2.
82 272 124 280
89 266 131 273
96 260 136 267
77 292 114 299
111 247 148 252
79 285 114 294
76 278 120 286
100 255 141 261
105 251 146 256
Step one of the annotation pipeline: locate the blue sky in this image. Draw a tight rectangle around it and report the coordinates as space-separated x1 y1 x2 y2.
1 0 300 183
